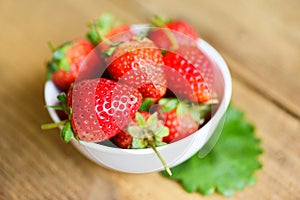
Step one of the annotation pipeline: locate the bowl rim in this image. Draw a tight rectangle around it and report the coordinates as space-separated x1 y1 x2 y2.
44 34 232 155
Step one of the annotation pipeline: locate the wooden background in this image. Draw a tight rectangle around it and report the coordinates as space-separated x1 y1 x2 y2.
0 0 299 199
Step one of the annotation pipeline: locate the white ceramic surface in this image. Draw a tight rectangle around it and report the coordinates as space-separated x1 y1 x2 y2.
44 28 232 174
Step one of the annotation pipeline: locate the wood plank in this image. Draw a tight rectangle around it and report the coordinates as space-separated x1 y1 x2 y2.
0 0 299 199
1 76 299 199
112 0 300 117
2 0 299 117
202 0 300 118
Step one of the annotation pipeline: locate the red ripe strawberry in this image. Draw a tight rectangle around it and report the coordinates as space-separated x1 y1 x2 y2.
114 111 172 175
177 45 215 91
69 78 142 142
110 130 133 149
47 39 101 91
107 37 167 99
111 111 150 149
155 98 200 143
163 45 214 103
165 20 198 41
148 15 198 50
160 110 199 143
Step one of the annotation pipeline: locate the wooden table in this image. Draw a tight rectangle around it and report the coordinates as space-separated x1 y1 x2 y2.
1 0 299 199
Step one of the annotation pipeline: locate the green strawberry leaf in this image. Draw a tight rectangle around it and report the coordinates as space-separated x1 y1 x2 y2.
52 49 65 60
155 126 169 146
139 98 154 112
161 49 167 56
146 112 158 129
159 98 179 112
162 105 263 196
46 105 65 111
53 42 73 69
54 93 71 116
155 141 167 147
135 112 146 127
127 126 141 138
128 113 169 149
110 41 122 47
46 62 58 80
47 42 73 79
190 103 212 125
57 93 67 104
131 137 147 149
86 13 122 45
61 121 74 142
176 101 189 116
151 15 172 27
101 46 118 57
59 56 70 71
86 28 99 45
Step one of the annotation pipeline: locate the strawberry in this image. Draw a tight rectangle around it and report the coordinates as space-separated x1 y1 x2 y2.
148 15 198 50
42 78 142 142
163 45 214 103
111 111 150 149
160 109 199 143
106 37 167 98
164 20 198 41
178 45 215 91
154 98 198 143
110 130 133 149
71 78 142 142
47 39 101 91
129 112 172 175
155 98 217 143
110 111 172 175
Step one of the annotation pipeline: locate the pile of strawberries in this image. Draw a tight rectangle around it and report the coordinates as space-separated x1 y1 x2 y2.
44 13 217 151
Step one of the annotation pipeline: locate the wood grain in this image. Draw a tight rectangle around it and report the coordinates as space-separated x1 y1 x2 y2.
123 0 300 117
0 0 299 199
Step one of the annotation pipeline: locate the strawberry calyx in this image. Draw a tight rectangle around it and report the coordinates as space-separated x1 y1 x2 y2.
41 93 76 142
100 41 122 58
87 12 123 45
87 13 127 57
139 98 156 112
46 42 74 80
151 15 172 27
87 12 134 58
129 112 168 148
41 119 68 129
158 98 218 125
48 41 56 52
127 112 172 176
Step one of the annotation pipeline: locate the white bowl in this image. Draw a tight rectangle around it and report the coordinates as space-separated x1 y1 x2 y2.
44 29 231 174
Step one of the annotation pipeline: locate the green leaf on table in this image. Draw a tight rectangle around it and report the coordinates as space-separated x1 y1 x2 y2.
162 105 263 196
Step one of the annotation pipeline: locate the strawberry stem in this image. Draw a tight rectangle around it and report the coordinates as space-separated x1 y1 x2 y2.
41 119 68 130
164 29 179 50
151 15 171 27
149 142 172 176
48 41 56 52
